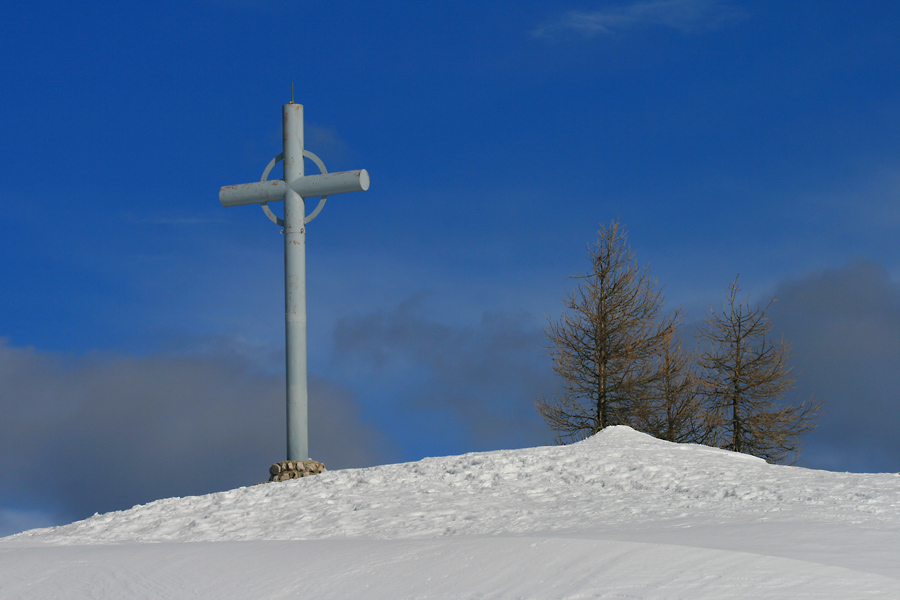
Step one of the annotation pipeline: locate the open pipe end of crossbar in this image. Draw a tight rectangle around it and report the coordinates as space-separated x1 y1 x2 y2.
220 169 370 207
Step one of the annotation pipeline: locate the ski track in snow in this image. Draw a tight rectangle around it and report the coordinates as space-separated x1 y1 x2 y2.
2 427 899 598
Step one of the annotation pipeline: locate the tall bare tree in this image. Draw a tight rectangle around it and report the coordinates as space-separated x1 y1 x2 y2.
632 326 716 445
697 277 822 463
537 220 676 443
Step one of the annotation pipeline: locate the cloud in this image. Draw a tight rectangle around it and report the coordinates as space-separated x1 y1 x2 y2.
331 297 557 453
129 216 224 226
305 123 355 166
768 260 900 472
0 340 397 534
0 506 57 538
535 0 746 38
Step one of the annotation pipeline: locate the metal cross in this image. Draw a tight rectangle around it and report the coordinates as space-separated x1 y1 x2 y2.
219 102 370 462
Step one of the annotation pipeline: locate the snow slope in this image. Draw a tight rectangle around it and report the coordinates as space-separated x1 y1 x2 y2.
2 426 898 598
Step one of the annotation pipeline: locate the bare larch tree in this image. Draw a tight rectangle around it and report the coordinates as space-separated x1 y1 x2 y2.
537 220 676 443
632 326 716 445
696 277 822 463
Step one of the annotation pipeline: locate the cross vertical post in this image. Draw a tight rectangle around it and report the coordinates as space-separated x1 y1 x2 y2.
218 102 370 467
283 103 308 461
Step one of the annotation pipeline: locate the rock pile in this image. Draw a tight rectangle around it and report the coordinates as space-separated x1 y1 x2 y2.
268 460 326 482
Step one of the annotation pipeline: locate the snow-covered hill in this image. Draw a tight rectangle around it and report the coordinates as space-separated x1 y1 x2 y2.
2 427 899 598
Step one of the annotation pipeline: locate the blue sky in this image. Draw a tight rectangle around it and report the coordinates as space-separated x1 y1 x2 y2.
2 0 899 535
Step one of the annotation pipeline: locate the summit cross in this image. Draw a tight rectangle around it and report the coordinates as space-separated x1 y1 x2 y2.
219 102 370 461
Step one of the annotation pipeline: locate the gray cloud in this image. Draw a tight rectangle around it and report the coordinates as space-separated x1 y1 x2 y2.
0 340 397 535
768 260 900 472
331 297 556 452
535 0 745 38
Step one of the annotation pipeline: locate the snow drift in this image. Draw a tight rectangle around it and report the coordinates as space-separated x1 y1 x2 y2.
2 426 899 598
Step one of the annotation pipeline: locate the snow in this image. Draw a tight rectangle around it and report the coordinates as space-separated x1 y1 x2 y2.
2 426 898 598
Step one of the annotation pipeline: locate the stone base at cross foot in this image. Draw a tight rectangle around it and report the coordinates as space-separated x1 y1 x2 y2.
266 460 326 482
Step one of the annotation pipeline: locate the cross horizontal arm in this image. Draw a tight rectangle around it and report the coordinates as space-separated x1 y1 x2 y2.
220 179 287 207
219 169 370 208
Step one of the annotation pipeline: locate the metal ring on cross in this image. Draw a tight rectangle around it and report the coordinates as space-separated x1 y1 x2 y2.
260 150 329 226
